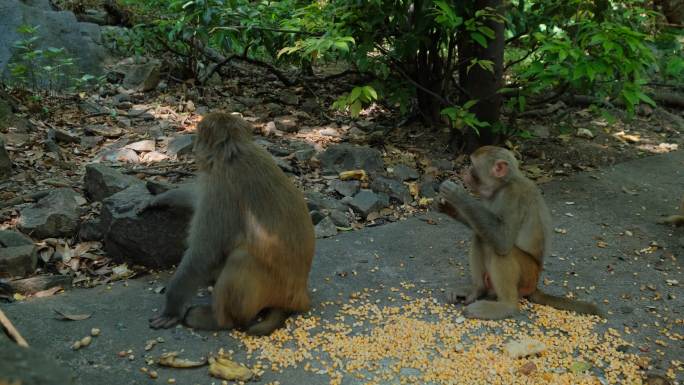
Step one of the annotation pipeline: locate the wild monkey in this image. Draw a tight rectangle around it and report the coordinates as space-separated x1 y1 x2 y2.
438 146 603 319
144 112 315 335
658 195 684 226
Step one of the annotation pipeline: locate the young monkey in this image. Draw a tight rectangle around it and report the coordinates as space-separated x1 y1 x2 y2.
438 146 603 319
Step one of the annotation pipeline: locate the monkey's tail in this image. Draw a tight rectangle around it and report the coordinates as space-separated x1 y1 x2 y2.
246 308 288 336
528 290 604 317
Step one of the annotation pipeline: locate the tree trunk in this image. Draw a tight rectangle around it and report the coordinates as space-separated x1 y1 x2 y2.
456 0 504 153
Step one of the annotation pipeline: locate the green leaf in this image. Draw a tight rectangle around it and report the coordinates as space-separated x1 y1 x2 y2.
636 91 656 106
569 361 591 375
471 32 488 48
350 100 362 117
349 87 362 102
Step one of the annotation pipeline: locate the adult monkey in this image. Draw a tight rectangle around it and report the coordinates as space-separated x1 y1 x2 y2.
144 112 314 335
437 146 603 319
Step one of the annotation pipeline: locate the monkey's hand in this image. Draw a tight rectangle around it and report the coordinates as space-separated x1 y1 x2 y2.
136 195 165 215
439 180 467 203
149 312 182 329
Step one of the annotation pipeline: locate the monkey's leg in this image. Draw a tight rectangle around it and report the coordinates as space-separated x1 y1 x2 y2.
448 240 487 304
184 305 234 330
464 254 519 320
150 246 216 329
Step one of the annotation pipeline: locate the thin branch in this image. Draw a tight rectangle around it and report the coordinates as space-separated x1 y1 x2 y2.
210 25 321 36
504 43 540 72
0 308 29 347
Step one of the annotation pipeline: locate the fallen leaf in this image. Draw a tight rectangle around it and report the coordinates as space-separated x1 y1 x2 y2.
34 286 63 298
339 170 368 181
208 356 253 381
54 309 92 321
158 351 207 368
519 361 537 375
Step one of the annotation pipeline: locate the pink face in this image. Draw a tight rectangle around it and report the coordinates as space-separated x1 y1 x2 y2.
462 156 496 198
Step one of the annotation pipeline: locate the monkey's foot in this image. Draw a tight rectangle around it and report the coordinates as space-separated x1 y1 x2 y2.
149 314 182 329
247 309 288 336
464 300 517 320
184 305 231 330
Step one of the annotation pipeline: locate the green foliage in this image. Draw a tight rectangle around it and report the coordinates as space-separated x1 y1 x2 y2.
332 85 378 117
440 100 490 135
6 25 101 92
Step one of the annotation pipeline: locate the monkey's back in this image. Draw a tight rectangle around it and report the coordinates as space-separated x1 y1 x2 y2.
205 143 314 314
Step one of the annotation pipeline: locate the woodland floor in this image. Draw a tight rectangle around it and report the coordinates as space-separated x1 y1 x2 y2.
1 64 683 384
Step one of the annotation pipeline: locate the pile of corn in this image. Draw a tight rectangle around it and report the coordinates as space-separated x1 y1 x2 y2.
233 286 647 385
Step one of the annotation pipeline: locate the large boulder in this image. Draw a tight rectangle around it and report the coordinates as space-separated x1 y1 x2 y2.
18 188 84 239
0 230 36 278
101 184 191 268
318 144 384 175
0 342 75 385
0 0 108 78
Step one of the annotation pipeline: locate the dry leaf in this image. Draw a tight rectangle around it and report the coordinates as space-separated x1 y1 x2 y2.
34 286 63 298
208 356 253 381
339 170 368 181
54 309 92 321
158 352 207 368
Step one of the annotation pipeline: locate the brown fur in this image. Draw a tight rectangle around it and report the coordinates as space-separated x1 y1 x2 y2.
147 112 314 335
439 146 602 319
659 195 684 226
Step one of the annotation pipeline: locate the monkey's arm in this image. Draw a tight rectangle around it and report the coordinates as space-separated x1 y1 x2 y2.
142 183 198 212
439 181 523 256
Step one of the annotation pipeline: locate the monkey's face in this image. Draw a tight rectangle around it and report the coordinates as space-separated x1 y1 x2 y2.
465 155 505 199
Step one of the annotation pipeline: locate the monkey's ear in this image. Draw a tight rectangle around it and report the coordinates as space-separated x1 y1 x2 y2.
492 160 509 178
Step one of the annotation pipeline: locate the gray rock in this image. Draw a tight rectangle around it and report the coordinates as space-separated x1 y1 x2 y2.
370 176 411 204
314 216 337 238
330 180 360 197
0 245 36 277
18 188 83 239
301 98 318 113
0 135 11 180
309 210 326 225
305 192 347 212
330 209 350 228
84 163 142 202
391 164 419 181
348 190 389 218
167 134 196 156
273 116 299 133
119 60 161 92
432 158 454 171
318 144 384 175
78 219 104 241
273 156 294 173
294 148 316 162
279 92 300 106
0 230 33 247
84 124 123 138
0 230 36 277
268 144 291 157
80 135 103 149
51 128 79 144
0 0 107 79
101 184 191 268
0 342 75 385
530 124 550 139
419 176 439 198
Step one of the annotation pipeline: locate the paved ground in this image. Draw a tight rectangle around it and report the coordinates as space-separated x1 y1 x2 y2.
2 150 683 385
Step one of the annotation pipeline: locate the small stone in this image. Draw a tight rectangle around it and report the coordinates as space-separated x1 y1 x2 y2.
370 176 411 204
84 164 142 202
273 116 299 133
0 230 36 277
141 151 169 163
519 362 537 375
530 125 550 139
314 216 337 238
81 136 104 149
329 210 350 227
85 124 123 138
95 148 139 163
294 148 315 162
279 92 300 106
309 210 326 225
319 127 340 137
318 144 384 176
